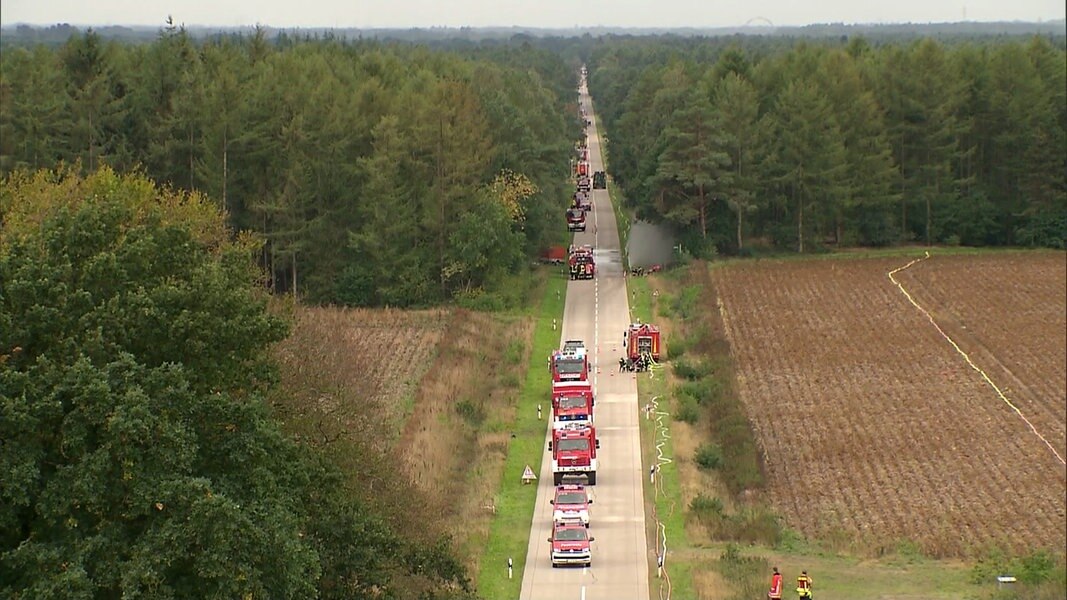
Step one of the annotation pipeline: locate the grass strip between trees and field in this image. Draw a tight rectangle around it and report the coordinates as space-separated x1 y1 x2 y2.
475 268 567 599
631 275 698 600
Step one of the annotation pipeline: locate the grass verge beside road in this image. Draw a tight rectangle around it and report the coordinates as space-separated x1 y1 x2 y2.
476 267 567 599
631 275 697 600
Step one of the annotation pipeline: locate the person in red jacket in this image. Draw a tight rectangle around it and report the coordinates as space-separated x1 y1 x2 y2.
768 566 783 600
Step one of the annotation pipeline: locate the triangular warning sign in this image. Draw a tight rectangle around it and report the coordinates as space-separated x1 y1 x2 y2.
522 465 537 482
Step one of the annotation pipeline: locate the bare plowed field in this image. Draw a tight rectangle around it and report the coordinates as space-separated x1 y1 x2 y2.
712 252 1067 557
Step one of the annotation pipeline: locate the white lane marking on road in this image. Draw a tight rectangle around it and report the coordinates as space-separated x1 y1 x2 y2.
593 181 600 394
592 515 644 523
581 585 586 600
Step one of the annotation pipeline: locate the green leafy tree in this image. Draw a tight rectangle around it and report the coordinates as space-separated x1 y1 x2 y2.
0 168 315 597
1 167 478 599
444 189 526 297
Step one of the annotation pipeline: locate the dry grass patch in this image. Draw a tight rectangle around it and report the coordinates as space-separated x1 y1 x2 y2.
271 304 449 445
692 567 730 600
268 302 534 575
267 303 452 543
397 309 533 575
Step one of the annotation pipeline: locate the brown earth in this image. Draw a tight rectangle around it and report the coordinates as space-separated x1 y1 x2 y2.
711 251 1067 557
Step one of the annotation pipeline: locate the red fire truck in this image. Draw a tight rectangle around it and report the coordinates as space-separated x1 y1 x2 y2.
549 423 599 485
550 346 589 383
626 322 662 362
552 382 594 429
567 207 586 232
568 245 595 280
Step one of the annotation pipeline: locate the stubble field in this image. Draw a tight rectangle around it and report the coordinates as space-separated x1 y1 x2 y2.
272 306 450 442
712 251 1067 557
269 302 534 578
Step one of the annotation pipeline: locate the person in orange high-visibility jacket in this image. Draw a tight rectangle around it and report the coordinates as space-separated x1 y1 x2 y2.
796 570 813 599
767 566 783 600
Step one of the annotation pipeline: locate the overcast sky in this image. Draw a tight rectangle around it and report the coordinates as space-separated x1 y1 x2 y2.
2 0 1064 29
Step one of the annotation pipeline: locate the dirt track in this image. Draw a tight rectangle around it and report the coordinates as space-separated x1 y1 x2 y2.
713 252 1067 556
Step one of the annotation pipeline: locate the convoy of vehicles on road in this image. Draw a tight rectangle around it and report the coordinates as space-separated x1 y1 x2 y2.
547 64 601 569
567 104 595 275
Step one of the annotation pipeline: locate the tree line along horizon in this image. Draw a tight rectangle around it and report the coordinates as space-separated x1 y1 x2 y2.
2 29 1064 309
1 25 583 309
587 35 1065 256
2 28 583 600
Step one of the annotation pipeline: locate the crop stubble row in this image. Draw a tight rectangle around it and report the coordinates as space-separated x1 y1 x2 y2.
893 253 1066 455
275 307 447 428
712 254 1066 556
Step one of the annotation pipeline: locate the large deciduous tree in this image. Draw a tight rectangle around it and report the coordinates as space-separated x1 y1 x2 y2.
0 167 476 599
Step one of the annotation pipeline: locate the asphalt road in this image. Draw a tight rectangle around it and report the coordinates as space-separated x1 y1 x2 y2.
518 81 650 600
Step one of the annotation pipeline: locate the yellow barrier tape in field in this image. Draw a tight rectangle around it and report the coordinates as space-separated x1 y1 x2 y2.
888 252 1065 466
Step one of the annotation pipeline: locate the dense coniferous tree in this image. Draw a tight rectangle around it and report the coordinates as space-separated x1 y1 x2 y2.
713 72 765 250
655 86 732 247
1 32 578 305
771 79 848 252
587 33 1064 250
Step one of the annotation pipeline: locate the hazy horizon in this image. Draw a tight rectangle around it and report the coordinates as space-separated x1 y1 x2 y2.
2 0 1064 30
